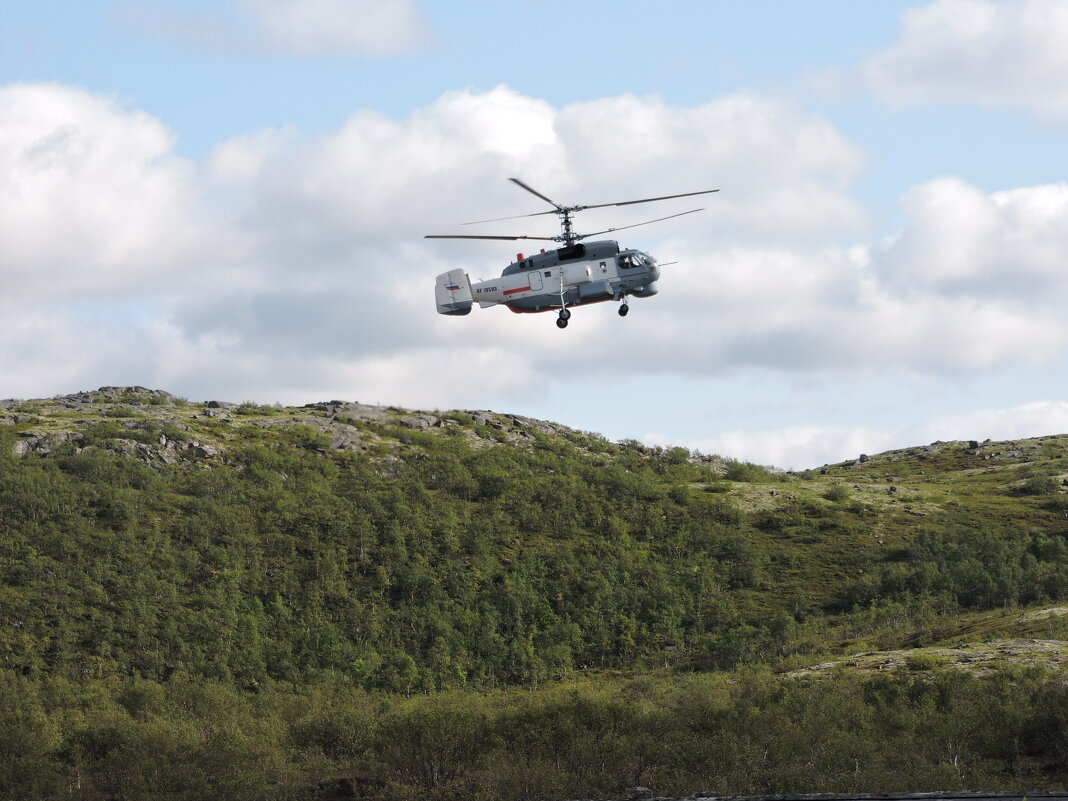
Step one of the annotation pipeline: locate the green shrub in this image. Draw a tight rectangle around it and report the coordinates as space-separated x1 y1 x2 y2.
724 460 770 482
1015 475 1058 496
103 407 139 418
236 402 276 416
823 484 850 502
287 424 332 450
904 652 943 670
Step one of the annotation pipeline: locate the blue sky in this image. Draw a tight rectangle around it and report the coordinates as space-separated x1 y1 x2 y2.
4 0 1068 468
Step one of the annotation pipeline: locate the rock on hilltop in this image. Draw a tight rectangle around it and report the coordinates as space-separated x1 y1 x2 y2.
1 385 580 464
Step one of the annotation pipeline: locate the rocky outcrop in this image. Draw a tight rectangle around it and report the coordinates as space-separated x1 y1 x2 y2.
25 386 179 410
13 431 84 457
786 635 1068 678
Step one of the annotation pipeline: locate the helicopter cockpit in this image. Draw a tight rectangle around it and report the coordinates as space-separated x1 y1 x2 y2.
619 251 658 274
617 250 660 299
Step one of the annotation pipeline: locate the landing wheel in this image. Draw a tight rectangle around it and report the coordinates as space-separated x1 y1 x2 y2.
618 303 630 317
559 308 571 320
556 316 569 329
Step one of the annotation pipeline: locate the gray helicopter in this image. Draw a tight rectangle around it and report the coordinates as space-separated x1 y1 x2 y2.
429 178 718 328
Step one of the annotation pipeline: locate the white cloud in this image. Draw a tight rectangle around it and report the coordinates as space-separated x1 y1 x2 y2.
5 81 1068 452
239 0 429 57
552 92 869 244
604 170 1068 378
235 87 562 253
686 424 887 471
918 400 1068 442
117 0 429 58
864 0 1068 123
684 400 1068 471
0 83 212 297
183 86 882 403
872 177 1068 300
207 126 297 186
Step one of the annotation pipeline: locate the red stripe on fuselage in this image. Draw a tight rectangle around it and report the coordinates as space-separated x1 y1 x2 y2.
505 296 615 314
503 286 531 296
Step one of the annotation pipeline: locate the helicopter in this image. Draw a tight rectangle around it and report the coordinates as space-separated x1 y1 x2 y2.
428 178 718 328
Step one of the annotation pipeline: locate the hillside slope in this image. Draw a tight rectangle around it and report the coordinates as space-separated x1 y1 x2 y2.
3 386 1067 686
2 387 1068 799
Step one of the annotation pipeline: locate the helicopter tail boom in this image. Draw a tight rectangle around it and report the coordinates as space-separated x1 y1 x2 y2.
435 268 474 316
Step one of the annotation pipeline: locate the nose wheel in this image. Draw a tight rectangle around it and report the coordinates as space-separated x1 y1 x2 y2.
618 303 630 317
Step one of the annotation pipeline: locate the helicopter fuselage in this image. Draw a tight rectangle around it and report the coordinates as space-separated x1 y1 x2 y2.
428 177 714 328
435 239 660 319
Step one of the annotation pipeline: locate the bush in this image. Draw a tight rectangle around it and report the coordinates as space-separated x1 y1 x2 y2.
904 652 943 671
103 407 139 418
236 402 275 416
823 484 850 502
287 424 332 450
724 460 770 482
1015 475 1058 496
375 698 492 790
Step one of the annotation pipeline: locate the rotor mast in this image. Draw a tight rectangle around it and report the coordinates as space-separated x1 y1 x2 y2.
508 177 583 245
558 207 579 245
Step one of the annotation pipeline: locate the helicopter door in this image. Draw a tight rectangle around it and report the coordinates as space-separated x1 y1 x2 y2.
527 270 543 291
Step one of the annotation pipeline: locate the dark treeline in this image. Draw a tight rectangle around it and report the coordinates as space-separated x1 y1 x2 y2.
1 428 771 690
838 525 1068 611
3 665 1067 800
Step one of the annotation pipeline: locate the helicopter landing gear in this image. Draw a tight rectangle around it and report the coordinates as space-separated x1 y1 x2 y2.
556 273 571 330
618 303 630 317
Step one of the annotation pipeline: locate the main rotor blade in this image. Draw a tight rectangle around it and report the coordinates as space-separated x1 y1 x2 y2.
583 188 719 211
577 207 705 240
461 183 719 225
460 209 558 226
457 177 565 224
509 177 564 210
425 234 558 241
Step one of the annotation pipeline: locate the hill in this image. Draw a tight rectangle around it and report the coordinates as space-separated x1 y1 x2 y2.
2 387 1067 800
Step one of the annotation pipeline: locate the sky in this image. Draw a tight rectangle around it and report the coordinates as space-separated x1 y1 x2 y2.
3 0 1068 469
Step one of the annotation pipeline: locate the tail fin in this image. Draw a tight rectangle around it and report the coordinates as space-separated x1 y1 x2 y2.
435 268 474 316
